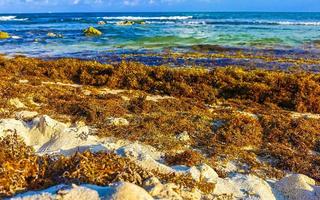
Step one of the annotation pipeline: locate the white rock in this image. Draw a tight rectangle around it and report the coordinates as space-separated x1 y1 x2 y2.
214 177 243 197
214 174 276 200
110 182 153 200
0 118 29 139
197 163 219 184
275 174 319 200
15 111 38 121
231 174 276 200
57 185 100 200
11 185 100 200
107 117 129 126
9 98 26 108
187 166 202 181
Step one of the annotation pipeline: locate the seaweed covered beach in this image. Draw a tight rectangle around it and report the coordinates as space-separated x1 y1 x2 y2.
0 51 319 199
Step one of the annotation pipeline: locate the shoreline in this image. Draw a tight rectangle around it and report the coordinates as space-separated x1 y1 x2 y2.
0 55 320 199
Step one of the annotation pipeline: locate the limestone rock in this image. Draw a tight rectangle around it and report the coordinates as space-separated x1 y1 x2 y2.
47 32 63 38
197 163 219 184
57 185 100 200
116 21 135 26
0 31 10 39
275 174 319 200
98 21 106 25
135 20 146 25
15 111 38 121
83 27 102 36
110 182 153 200
214 174 276 200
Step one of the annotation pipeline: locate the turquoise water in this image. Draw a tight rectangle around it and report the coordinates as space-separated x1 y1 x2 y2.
1 12 320 57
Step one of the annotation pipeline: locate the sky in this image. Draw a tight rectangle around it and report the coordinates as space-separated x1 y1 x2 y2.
0 0 320 13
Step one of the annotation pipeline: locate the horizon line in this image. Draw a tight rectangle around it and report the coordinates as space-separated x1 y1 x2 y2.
1 11 320 14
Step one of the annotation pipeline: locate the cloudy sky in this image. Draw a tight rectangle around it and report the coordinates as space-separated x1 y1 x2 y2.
0 0 320 13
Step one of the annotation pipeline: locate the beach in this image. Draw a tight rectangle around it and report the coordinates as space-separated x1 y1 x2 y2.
0 12 320 200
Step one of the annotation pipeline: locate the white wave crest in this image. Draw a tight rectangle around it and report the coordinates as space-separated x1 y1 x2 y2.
102 16 193 20
0 16 28 21
276 21 320 26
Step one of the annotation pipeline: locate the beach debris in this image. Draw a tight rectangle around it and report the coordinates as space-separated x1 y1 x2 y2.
83 26 102 36
116 20 135 26
107 117 129 126
15 111 38 121
8 98 26 108
97 20 106 25
47 32 63 38
0 31 10 39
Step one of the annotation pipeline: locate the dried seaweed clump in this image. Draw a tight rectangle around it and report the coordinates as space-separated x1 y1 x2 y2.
164 150 204 167
0 134 38 197
211 113 263 148
0 135 212 198
259 143 320 181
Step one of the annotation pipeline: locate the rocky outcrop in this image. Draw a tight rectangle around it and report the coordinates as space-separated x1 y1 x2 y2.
83 27 102 36
109 182 153 200
47 32 63 38
275 174 320 200
0 31 10 39
116 21 135 26
15 111 38 121
97 21 106 25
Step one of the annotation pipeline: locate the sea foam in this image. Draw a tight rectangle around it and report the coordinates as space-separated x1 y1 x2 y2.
0 16 28 21
102 16 193 20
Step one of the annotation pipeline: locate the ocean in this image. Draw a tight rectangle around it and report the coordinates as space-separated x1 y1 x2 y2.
1 12 320 58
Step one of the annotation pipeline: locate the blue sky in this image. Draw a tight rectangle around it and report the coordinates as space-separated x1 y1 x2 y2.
0 0 320 13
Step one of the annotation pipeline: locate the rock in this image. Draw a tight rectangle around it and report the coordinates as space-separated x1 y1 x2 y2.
143 178 182 200
110 182 153 200
9 98 26 108
98 20 106 25
15 111 38 121
47 32 63 38
11 184 100 200
143 177 161 189
107 117 129 126
116 21 135 26
176 131 190 142
197 163 219 184
214 174 276 200
57 185 100 200
135 20 146 25
83 27 102 36
0 31 10 39
186 166 201 181
275 174 319 200
0 118 29 139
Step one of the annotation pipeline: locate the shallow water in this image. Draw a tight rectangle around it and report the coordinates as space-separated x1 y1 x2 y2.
1 12 320 58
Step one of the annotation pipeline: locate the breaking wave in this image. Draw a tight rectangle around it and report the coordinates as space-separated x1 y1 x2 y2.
102 16 193 20
0 16 28 21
